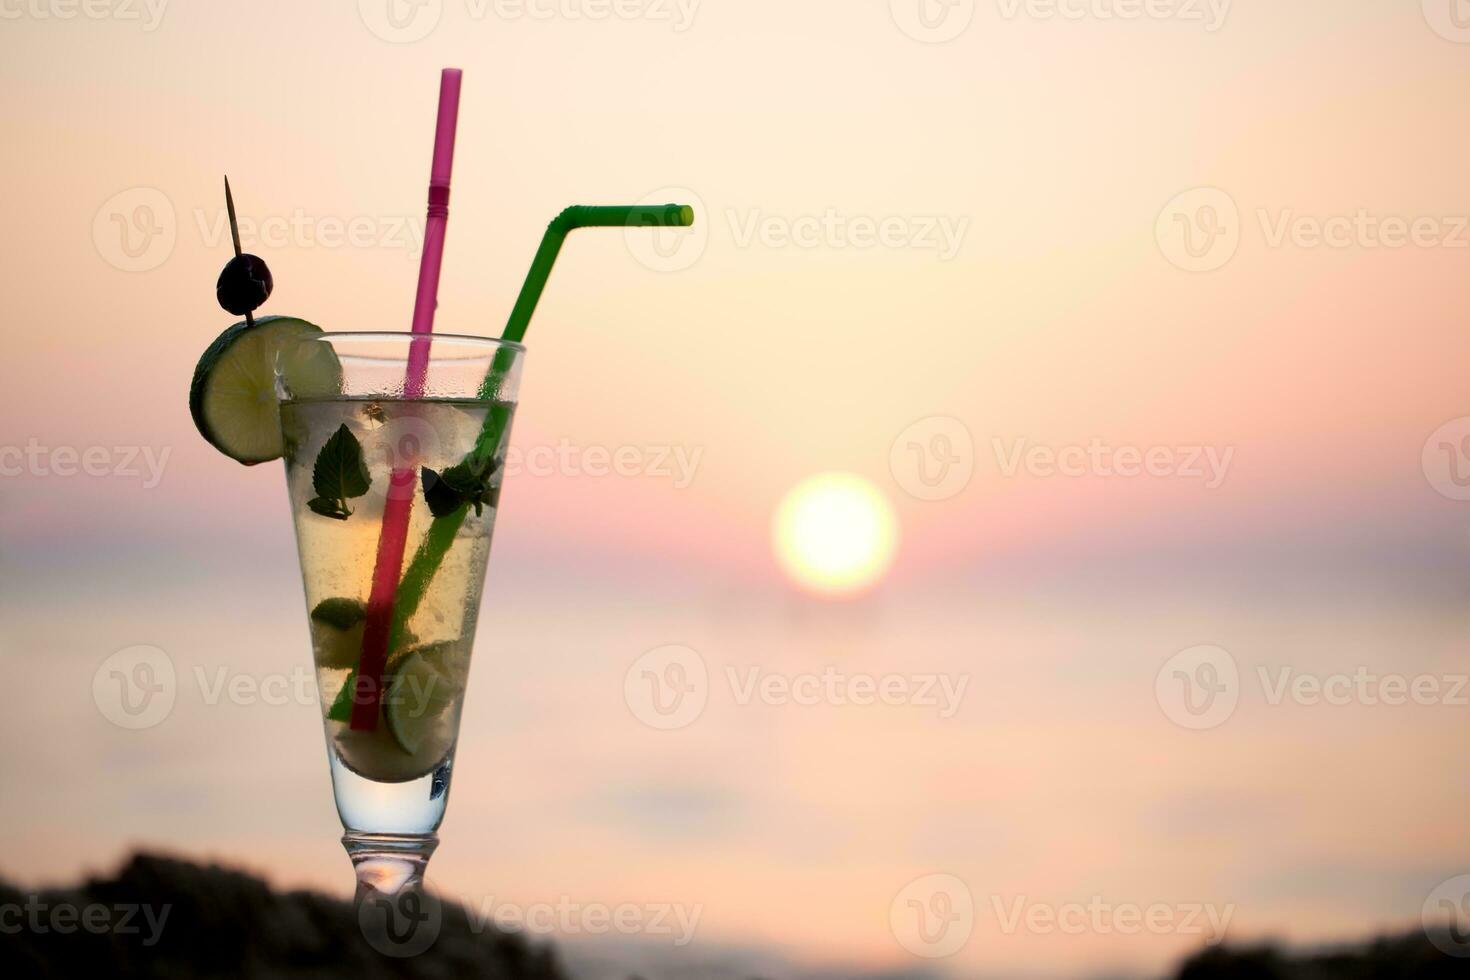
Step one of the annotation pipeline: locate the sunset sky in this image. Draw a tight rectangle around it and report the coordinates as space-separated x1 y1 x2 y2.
3 3 1470 977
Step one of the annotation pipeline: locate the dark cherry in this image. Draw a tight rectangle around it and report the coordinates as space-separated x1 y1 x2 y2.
216 254 273 316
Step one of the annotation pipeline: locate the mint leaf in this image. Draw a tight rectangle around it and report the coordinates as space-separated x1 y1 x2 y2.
422 456 502 518
440 456 490 492
308 497 352 520
311 597 367 630
314 423 371 498
308 423 371 520
421 467 464 518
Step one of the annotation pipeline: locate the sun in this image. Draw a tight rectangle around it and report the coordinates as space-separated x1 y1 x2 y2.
773 473 898 598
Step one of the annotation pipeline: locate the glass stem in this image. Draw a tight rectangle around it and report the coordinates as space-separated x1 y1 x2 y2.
343 832 438 903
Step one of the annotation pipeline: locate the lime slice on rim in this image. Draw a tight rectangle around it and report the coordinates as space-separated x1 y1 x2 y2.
189 315 339 464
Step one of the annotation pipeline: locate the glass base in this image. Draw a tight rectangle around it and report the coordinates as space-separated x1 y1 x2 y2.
344 832 438 902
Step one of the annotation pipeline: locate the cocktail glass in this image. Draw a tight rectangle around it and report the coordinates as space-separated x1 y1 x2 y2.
276 331 524 900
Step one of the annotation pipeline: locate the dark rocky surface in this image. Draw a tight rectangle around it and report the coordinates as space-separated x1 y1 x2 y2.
0 853 565 979
1 854 1463 979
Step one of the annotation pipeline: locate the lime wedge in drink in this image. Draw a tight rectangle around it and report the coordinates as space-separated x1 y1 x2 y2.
328 649 459 783
384 651 458 754
309 598 365 670
320 631 431 718
310 620 366 671
309 599 422 673
189 315 339 464
332 722 450 785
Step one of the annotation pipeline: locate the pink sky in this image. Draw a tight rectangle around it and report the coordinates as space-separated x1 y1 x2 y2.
3 3 1470 977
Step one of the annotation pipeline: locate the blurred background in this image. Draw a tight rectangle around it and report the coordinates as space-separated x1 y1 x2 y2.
3 2 1470 977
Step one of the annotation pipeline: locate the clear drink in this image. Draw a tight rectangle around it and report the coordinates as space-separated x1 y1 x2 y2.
281 397 511 832
275 333 524 898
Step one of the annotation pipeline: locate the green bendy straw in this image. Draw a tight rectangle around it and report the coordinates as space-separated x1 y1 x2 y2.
503 205 694 344
390 203 695 632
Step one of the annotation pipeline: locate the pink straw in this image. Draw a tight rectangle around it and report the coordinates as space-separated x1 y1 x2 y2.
351 68 463 731
406 67 462 392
